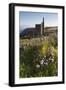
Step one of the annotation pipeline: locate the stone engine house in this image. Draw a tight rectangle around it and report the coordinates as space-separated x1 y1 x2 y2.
20 17 58 38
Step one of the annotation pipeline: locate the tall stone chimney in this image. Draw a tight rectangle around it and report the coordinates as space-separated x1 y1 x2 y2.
42 17 44 35
41 17 44 36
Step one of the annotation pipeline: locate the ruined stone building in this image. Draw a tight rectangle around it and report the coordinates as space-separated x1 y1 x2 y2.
20 17 58 38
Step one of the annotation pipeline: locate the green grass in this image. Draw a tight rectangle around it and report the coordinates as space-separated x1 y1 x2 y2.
19 34 58 78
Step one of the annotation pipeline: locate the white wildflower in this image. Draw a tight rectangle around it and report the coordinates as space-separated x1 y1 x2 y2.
44 55 46 58
53 56 54 59
49 57 51 60
44 62 48 65
52 53 54 56
36 64 40 68
40 60 44 65
51 58 54 62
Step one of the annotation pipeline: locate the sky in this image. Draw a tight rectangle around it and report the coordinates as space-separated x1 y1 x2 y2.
19 11 58 32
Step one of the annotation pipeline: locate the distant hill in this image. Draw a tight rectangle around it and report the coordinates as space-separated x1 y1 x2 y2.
20 26 58 38
20 28 36 36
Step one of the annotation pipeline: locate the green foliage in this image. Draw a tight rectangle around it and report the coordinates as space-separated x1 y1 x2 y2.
19 34 58 78
49 33 58 48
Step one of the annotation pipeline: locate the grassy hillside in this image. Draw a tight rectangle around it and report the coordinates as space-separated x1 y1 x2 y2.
19 34 58 78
